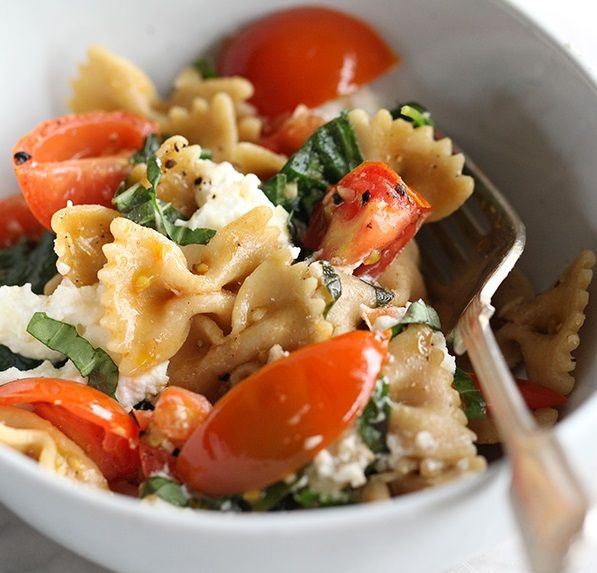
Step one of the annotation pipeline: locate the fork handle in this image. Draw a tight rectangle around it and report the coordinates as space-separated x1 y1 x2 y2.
459 297 588 573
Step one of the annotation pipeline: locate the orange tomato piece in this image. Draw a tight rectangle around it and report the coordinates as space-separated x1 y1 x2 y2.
0 195 45 247
177 331 388 496
218 6 398 116
12 111 157 229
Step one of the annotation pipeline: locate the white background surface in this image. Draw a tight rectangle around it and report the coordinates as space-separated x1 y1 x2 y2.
1 1 596 572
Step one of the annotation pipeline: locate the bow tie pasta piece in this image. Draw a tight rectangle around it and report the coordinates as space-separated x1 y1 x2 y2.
99 218 235 375
321 269 377 335
168 249 333 398
496 250 595 395
0 406 108 489
377 240 428 307
69 46 158 117
52 205 120 286
162 92 286 179
100 207 280 375
383 325 485 494
348 109 473 222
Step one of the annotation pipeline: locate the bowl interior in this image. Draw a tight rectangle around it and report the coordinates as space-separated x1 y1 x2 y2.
0 0 596 571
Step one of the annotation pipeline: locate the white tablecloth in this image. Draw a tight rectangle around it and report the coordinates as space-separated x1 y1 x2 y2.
1 1 596 572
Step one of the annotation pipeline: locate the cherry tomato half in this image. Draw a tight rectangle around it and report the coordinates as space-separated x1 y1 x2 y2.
0 378 140 481
304 161 431 278
0 195 45 247
177 331 388 495
218 6 398 117
12 111 157 229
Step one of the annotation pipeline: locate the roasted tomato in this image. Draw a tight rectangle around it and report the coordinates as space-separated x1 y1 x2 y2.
12 111 157 229
218 6 398 116
0 378 140 481
304 161 431 278
177 331 388 495
0 195 45 247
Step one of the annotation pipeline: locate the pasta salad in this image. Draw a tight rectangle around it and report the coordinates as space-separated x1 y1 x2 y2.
0 5 593 511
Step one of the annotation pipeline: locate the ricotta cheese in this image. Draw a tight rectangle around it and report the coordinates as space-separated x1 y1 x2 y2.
0 281 108 361
0 360 85 386
175 159 290 241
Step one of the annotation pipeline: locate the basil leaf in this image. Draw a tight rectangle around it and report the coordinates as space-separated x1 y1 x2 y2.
358 377 391 454
26 312 119 398
390 300 441 338
113 156 216 246
0 345 43 372
140 476 189 507
261 112 363 228
133 399 155 411
390 102 434 128
0 233 58 294
190 494 246 512
130 134 160 165
453 368 487 420
292 488 356 509
193 57 218 79
199 148 212 160
247 481 294 512
320 261 342 317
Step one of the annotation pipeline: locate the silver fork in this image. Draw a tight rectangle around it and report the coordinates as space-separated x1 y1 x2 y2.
417 157 589 573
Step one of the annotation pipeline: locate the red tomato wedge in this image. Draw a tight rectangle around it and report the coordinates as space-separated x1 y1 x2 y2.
304 161 431 278
12 111 157 229
0 378 140 481
260 110 326 156
177 331 388 495
471 375 567 411
218 6 398 117
0 195 45 247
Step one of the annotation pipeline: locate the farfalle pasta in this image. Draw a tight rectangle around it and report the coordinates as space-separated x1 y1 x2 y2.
1 5 594 512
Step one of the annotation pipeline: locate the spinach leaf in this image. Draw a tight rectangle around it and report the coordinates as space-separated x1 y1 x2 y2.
319 261 342 317
193 57 218 79
453 367 487 420
0 232 57 294
390 102 434 128
140 476 189 507
0 345 43 372
261 112 363 229
26 312 119 398
130 134 160 165
357 377 391 454
390 300 441 338
113 156 216 246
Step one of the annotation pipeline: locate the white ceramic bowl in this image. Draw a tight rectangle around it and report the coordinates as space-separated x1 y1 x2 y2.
1 1 596 572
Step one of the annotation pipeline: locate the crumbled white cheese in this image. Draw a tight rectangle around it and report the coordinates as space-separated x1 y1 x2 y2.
305 428 374 492
0 281 108 361
267 344 289 363
175 159 289 241
115 361 170 411
430 331 456 375
0 360 85 386
414 430 437 453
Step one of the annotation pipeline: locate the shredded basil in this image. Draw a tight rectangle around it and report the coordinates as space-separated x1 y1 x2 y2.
358 377 391 454
130 134 160 165
113 156 216 246
453 368 487 420
292 488 356 509
0 345 43 372
0 232 58 294
193 57 218 79
26 312 119 398
390 102 434 128
199 148 212 160
319 261 342 317
140 476 189 507
390 300 441 338
261 112 363 232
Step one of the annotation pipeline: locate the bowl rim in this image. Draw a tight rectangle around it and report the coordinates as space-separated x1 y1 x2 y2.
1 0 597 533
